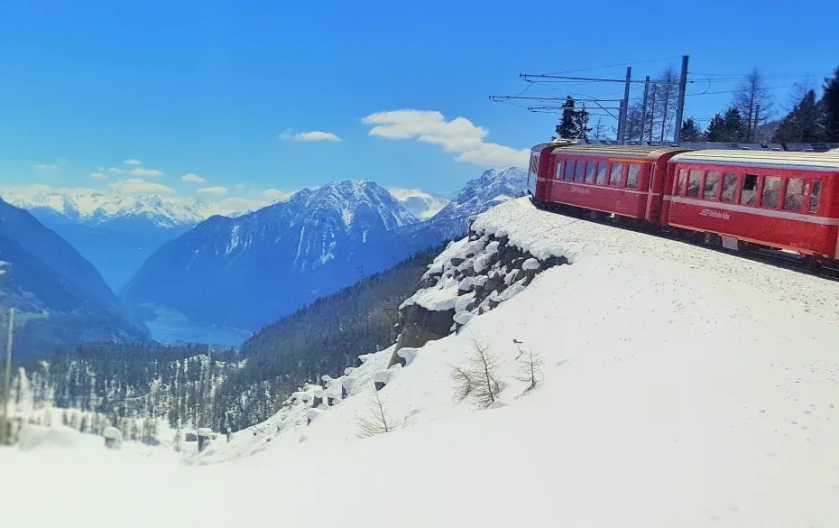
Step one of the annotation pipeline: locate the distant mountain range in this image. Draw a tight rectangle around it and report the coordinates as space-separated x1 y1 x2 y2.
120 167 527 334
0 192 272 291
0 167 526 344
0 198 149 356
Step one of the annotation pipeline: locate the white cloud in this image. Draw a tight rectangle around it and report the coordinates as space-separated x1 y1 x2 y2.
279 129 343 142
109 178 174 195
89 172 107 180
124 159 142 166
181 173 206 183
34 164 58 170
109 167 126 174
361 110 529 168
130 167 164 177
198 186 228 195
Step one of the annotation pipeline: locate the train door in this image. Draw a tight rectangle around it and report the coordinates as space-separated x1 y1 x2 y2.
527 152 540 197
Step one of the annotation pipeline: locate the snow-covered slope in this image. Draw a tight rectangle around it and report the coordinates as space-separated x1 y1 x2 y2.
5 197 838 527
388 188 449 220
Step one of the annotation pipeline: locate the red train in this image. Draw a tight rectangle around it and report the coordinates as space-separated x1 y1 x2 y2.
527 142 839 262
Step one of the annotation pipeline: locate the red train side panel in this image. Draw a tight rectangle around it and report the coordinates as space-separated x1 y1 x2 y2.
536 145 687 223
664 151 839 259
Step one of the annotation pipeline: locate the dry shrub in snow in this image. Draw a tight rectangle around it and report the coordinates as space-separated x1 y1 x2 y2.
513 349 544 391
450 335 503 409
356 385 405 439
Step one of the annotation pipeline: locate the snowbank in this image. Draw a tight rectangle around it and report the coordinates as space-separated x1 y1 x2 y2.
3 197 839 528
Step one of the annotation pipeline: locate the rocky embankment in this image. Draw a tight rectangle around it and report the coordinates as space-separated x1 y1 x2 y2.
388 228 566 367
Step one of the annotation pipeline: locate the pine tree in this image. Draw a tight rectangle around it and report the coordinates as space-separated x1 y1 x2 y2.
555 96 579 139
821 67 839 142
680 118 702 142
773 90 825 143
572 104 592 140
705 108 747 142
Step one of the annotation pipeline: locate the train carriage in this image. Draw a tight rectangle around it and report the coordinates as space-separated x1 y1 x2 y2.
530 144 688 223
664 150 839 260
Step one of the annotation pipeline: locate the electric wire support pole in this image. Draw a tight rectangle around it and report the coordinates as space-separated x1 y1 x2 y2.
617 67 632 145
640 76 651 145
673 55 689 144
1 307 15 445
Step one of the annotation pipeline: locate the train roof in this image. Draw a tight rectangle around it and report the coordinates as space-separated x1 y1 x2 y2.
670 149 839 172
550 144 686 160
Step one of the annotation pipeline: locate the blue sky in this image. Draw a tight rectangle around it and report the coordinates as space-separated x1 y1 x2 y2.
0 0 836 208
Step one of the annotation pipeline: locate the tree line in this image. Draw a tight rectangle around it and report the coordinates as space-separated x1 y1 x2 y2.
554 64 839 145
9 244 443 436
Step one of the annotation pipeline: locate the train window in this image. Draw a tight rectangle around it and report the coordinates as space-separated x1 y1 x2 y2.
761 176 781 208
687 170 702 197
596 162 608 185
575 160 586 182
677 169 687 195
783 178 805 211
809 180 822 213
585 161 596 183
564 160 576 181
609 163 623 186
703 171 720 200
626 164 641 189
740 174 758 205
721 173 738 202
554 161 562 180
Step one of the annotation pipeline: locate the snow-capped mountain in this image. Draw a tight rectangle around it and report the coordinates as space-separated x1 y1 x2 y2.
1 190 216 227
121 180 419 330
0 190 239 291
387 188 449 220
0 198 149 356
400 166 529 243
121 168 527 337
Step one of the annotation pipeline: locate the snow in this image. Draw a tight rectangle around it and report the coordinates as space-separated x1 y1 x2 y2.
3 197 839 528
387 187 450 220
522 257 540 270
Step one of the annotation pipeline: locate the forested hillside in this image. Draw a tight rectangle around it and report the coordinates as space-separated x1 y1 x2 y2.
211 244 444 430
11 244 444 435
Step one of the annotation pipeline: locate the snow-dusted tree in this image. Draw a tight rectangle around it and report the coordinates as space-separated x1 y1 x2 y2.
451 336 503 409
733 68 774 142
173 428 182 452
514 349 545 391
356 385 401 439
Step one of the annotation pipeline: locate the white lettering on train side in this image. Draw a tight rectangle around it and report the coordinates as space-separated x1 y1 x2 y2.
570 187 591 195
699 208 730 220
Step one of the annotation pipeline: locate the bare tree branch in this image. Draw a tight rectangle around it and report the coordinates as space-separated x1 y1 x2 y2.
733 67 774 141
450 334 503 409
356 385 401 439
513 349 545 391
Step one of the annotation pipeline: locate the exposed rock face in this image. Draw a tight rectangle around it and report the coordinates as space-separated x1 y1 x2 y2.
388 230 567 366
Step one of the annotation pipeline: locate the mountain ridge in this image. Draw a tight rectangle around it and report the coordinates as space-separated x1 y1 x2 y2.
121 168 526 336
